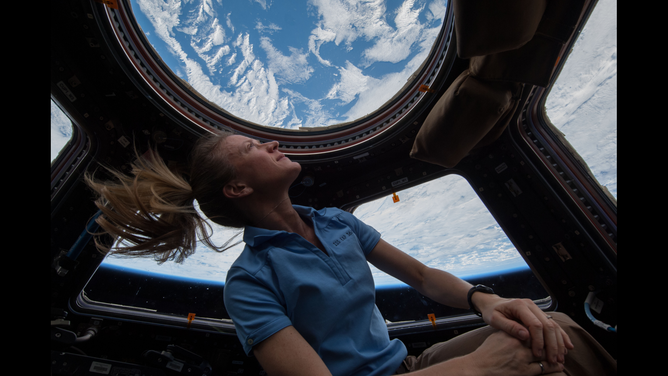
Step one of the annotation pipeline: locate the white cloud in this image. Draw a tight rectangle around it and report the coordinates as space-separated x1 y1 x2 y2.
255 21 282 34
136 0 186 60
229 33 256 86
260 37 314 85
221 54 294 127
308 26 337 66
339 6 444 122
307 0 390 47
226 52 237 66
362 0 423 65
427 0 447 23
283 88 338 128
304 0 439 123
325 61 370 104
225 12 234 33
210 20 226 45
307 0 425 67
251 0 272 10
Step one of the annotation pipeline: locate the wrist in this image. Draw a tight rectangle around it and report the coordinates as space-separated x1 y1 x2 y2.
467 284 495 316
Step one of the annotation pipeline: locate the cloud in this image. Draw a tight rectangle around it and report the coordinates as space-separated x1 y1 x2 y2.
226 52 237 66
251 0 272 10
229 33 256 86
308 26 337 66
135 0 186 60
283 88 338 128
325 61 370 105
225 12 234 33
339 6 445 122
361 0 423 66
427 0 447 23
260 37 314 85
218 43 294 128
306 0 425 67
255 21 282 34
307 0 390 47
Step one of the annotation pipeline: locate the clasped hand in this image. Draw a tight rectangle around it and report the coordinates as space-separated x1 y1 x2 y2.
475 296 574 365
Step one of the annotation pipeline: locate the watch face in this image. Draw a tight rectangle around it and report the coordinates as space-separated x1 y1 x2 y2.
475 284 493 293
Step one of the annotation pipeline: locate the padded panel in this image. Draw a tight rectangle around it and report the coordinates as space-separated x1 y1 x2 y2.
469 33 563 87
410 70 521 168
454 0 547 58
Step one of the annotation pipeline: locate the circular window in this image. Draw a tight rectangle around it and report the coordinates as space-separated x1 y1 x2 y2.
104 0 454 154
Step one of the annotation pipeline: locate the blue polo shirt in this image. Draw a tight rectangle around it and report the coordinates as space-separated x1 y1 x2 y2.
223 205 407 376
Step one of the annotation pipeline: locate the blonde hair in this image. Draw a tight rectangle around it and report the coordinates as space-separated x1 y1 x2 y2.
85 130 247 264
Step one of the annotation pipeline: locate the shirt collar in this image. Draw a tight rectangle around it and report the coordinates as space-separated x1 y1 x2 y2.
242 205 317 248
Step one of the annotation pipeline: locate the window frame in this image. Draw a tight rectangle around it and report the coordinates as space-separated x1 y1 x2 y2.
99 0 457 157
507 1 617 255
50 96 92 206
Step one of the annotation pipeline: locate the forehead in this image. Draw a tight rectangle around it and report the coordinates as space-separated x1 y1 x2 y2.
224 134 252 147
219 135 254 158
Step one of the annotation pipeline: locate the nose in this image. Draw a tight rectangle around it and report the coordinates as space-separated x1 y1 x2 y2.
265 140 279 151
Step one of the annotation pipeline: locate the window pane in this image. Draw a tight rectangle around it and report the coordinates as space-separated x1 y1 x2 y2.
544 0 617 200
51 99 74 163
85 206 244 319
354 174 547 322
129 0 447 129
101 205 245 283
354 174 530 288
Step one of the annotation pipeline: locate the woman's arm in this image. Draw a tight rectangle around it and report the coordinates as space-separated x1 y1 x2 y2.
366 239 573 364
252 326 332 376
253 322 563 376
365 239 474 309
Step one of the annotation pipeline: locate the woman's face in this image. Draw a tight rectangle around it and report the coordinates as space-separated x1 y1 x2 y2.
221 135 302 195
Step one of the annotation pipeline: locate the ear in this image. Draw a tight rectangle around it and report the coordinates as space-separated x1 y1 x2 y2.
223 180 253 199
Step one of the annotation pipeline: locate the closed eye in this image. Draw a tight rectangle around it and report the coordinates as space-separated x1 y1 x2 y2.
246 139 262 151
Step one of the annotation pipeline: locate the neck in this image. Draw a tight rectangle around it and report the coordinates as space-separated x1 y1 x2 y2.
247 196 307 235
258 196 290 223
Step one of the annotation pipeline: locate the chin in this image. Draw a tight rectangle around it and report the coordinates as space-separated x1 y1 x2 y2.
287 162 302 182
292 162 302 175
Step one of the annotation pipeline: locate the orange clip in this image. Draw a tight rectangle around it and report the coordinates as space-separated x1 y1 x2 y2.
428 313 437 329
392 192 400 203
187 313 196 328
418 84 435 93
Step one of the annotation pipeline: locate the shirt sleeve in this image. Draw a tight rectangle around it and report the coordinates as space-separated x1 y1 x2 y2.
336 210 382 255
223 266 293 356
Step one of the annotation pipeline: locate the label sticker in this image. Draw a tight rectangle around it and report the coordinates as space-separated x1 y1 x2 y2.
89 361 112 375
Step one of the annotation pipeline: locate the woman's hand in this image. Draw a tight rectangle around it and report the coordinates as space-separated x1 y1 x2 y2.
465 330 564 376
472 294 574 364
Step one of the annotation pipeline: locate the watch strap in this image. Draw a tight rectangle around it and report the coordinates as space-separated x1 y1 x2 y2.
467 284 495 317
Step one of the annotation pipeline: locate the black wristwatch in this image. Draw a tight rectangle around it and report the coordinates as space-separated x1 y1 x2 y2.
467 284 495 317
